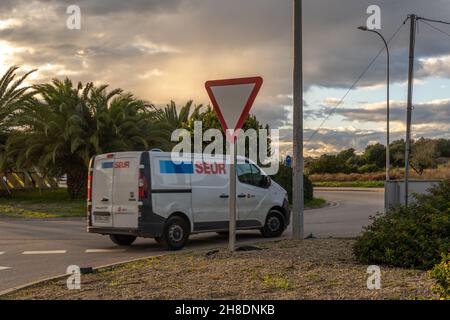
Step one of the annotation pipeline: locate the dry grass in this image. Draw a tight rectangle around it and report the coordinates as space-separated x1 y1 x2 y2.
310 166 450 182
3 239 438 300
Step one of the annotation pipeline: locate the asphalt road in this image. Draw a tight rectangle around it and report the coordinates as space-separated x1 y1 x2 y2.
0 188 384 294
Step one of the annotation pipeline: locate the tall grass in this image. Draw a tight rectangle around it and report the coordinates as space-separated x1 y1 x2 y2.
310 166 450 182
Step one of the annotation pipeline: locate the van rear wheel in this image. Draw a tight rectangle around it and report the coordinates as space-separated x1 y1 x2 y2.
109 234 136 246
160 216 190 250
260 210 285 238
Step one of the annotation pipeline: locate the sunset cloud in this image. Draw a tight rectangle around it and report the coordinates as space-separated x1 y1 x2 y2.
0 0 449 157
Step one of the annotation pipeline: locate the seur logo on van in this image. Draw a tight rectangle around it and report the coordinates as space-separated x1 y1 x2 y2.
195 162 226 175
114 161 130 169
101 161 130 169
159 160 226 175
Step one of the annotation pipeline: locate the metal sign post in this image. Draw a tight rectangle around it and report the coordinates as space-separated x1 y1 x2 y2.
228 135 237 251
205 77 263 252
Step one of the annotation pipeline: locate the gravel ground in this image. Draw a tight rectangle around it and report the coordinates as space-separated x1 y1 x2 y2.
3 239 438 300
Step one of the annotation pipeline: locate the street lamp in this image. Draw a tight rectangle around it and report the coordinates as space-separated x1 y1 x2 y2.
358 26 390 182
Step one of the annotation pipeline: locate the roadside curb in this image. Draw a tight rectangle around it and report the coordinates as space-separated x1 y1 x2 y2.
305 201 336 210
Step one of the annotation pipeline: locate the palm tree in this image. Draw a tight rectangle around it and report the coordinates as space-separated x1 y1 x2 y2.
0 66 36 128
153 100 202 132
6 78 93 198
0 66 36 169
6 78 172 199
88 86 171 153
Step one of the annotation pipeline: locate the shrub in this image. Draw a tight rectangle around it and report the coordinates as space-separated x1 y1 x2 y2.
429 253 450 299
353 180 450 270
357 163 379 174
270 163 313 203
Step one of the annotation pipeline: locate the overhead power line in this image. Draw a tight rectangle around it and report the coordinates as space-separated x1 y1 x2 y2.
417 16 450 26
305 19 407 146
420 19 450 38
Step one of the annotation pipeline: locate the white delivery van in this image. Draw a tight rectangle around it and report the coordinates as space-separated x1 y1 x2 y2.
87 151 290 250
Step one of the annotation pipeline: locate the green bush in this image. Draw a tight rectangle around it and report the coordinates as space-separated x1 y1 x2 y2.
270 163 313 203
429 253 450 299
357 163 379 173
353 180 450 270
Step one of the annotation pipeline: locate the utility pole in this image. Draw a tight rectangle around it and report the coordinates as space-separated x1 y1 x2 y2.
405 14 417 207
292 0 304 239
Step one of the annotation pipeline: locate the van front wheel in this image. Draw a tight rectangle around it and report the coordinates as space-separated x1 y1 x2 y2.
260 210 285 238
109 234 136 246
160 216 190 250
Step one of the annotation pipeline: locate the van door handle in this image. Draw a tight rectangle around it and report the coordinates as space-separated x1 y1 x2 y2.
238 194 246 198
219 194 229 198
101 198 109 202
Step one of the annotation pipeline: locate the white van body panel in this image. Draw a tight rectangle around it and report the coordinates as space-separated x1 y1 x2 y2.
191 154 229 228
150 153 194 231
88 151 289 238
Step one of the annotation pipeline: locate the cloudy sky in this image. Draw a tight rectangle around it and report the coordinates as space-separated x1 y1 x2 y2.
1 0 449 156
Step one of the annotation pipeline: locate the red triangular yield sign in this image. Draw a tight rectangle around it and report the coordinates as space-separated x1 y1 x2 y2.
205 77 263 141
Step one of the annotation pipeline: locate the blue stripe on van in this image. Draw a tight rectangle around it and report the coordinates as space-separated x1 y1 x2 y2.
102 162 114 169
159 160 193 174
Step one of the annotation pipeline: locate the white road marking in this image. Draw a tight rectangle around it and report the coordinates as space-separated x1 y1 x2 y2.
0 252 4 255
22 250 67 255
0 266 11 270
85 249 126 253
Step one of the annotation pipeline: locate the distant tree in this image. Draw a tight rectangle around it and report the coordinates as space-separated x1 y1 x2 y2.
436 138 450 158
346 153 365 168
410 138 438 175
306 154 350 174
389 139 406 167
186 106 271 158
363 143 386 169
337 148 356 162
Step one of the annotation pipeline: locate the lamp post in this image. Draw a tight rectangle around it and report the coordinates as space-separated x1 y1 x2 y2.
358 26 390 183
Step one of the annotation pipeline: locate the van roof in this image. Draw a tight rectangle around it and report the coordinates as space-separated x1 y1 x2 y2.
96 151 252 162
149 151 253 161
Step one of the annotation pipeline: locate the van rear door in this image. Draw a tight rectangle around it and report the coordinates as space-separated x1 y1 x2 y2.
111 154 140 229
92 154 115 227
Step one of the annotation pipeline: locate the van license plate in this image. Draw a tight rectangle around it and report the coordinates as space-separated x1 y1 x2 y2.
94 215 110 223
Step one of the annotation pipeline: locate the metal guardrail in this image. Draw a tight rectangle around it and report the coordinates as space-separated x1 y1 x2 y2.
0 171 60 195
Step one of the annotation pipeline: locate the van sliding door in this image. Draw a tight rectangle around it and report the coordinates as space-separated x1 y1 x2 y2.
112 156 139 229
